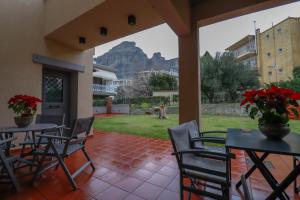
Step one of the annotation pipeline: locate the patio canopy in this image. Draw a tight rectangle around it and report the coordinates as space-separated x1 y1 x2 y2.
93 69 118 80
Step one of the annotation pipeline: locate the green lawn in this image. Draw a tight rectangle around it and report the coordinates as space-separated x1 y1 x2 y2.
94 114 300 140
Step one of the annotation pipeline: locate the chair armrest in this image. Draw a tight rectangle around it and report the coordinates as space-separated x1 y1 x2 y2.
172 149 235 159
191 137 225 144
0 137 16 145
199 130 227 135
36 134 69 140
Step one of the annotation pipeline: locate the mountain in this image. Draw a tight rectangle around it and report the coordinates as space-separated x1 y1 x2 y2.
94 41 178 79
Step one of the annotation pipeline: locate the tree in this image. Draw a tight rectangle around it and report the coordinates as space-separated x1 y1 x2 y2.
200 51 259 103
275 66 300 92
218 52 259 102
149 73 177 91
200 52 222 103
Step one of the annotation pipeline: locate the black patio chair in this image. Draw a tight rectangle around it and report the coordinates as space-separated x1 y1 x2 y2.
241 175 253 200
32 116 95 190
20 114 66 156
0 137 20 191
168 122 234 200
186 120 232 181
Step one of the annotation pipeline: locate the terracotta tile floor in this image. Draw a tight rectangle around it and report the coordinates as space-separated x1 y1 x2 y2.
1 131 300 200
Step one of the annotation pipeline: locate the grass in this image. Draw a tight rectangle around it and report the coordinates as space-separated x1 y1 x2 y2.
94 114 300 140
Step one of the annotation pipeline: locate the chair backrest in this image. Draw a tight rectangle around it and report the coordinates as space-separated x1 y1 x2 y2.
36 114 65 125
186 120 200 139
168 121 194 164
70 117 95 138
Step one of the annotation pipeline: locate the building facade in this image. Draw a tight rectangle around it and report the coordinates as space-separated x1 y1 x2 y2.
93 64 118 98
256 17 300 83
0 1 94 127
226 35 257 69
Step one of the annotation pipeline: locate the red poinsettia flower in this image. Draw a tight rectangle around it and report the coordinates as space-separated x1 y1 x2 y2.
8 95 42 116
241 84 300 124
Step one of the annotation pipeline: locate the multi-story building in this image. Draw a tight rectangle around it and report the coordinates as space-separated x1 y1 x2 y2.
226 35 257 69
93 64 118 98
256 17 300 83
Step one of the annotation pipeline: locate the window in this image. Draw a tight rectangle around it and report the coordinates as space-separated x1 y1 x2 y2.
268 71 272 75
267 52 271 57
277 28 282 33
278 68 283 73
266 34 270 39
278 48 283 53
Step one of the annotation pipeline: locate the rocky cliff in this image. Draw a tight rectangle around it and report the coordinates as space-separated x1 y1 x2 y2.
94 41 178 79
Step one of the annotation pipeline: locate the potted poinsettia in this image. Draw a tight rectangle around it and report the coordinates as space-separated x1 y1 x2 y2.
8 95 42 127
240 85 300 139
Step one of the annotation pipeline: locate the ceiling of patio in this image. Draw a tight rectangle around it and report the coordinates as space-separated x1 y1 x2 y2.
45 0 164 50
45 0 297 50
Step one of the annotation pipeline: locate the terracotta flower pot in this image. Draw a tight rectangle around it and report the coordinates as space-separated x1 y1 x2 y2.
259 123 290 140
14 116 33 128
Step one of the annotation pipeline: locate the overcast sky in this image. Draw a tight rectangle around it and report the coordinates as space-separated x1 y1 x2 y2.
95 1 300 59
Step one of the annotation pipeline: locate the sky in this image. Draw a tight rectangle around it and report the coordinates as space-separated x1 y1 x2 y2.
95 1 300 60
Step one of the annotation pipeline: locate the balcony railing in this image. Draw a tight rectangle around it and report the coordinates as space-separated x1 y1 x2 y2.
235 46 256 59
93 84 118 94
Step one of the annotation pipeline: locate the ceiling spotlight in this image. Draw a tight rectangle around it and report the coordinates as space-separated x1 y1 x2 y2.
100 27 108 36
79 36 86 44
128 15 136 26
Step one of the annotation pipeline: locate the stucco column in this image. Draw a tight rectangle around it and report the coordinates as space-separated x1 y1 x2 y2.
178 22 200 124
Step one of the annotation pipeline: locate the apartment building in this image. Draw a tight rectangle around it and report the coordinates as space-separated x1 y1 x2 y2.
226 35 257 69
256 17 300 83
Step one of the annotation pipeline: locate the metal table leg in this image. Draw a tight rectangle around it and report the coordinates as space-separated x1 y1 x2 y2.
267 163 300 200
246 150 289 200
236 152 269 188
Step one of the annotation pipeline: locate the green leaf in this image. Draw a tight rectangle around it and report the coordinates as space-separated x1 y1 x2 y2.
249 107 259 119
289 107 299 119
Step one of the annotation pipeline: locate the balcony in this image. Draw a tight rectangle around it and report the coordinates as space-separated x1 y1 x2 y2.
93 84 118 95
235 46 256 61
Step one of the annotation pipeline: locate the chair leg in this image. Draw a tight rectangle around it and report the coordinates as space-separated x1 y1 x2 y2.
294 157 299 194
180 174 184 200
0 151 20 192
56 154 78 190
82 147 95 170
48 142 77 190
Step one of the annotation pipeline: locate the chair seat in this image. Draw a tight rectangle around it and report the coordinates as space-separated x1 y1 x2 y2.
182 154 227 184
35 143 83 156
193 142 226 153
184 168 227 184
20 137 49 145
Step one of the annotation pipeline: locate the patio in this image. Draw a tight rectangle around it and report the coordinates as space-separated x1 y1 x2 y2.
1 130 300 200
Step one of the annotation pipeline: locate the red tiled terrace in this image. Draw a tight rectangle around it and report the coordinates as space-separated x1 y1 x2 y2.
1 130 300 200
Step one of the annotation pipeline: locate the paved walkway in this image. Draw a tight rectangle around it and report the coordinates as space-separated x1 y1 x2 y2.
1 131 300 200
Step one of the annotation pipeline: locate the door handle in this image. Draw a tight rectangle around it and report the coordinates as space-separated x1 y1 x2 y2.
48 105 60 109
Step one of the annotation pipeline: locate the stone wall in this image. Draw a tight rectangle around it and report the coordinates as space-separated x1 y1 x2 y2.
201 103 247 116
94 103 247 116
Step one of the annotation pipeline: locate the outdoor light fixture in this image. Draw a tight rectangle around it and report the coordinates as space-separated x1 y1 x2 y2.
79 36 86 44
100 27 108 36
128 15 136 26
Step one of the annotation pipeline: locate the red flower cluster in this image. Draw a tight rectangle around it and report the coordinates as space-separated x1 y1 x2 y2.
8 95 42 116
241 85 300 106
240 85 300 124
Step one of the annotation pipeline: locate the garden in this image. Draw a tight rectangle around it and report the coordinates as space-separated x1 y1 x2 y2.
93 114 300 140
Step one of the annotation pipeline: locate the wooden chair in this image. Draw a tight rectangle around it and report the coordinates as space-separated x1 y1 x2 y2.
0 137 20 191
32 117 95 190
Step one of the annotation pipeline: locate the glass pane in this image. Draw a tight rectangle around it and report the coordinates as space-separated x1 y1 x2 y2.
44 75 63 103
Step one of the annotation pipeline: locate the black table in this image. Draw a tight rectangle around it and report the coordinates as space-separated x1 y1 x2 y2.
226 128 300 200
